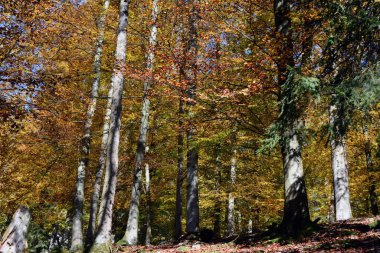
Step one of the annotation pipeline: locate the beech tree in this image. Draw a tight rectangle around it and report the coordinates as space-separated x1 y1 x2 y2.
0 207 31 253
273 0 311 235
321 0 380 221
123 0 159 245
89 0 131 251
184 0 200 235
70 1 110 251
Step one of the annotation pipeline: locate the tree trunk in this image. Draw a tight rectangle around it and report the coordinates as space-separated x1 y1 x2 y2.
363 117 378 216
329 103 352 221
0 207 31 253
175 96 184 240
213 152 222 239
96 86 114 228
247 218 253 234
89 0 130 251
227 150 236 237
280 122 310 233
84 0 111 248
274 0 310 235
122 0 158 245
236 211 242 233
87 81 113 248
71 1 110 251
185 0 200 235
145 163 152 245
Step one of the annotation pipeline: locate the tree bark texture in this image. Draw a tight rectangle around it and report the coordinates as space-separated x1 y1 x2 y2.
329 102 352 221
227 150 236 237
0 207 31 253
145 163 152 245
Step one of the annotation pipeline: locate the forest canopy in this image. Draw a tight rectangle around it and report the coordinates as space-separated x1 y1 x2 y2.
0 0 379 252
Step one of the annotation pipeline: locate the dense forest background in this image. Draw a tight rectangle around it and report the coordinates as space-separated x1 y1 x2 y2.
0 0 379 252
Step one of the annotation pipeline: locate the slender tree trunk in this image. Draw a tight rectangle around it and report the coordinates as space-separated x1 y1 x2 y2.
71 1 110 251
87 82 113 248
89 0 131 251
329 102 352 221
363 116 378 216
83 0 111 248
122 0 158 245
236 211 242 233
175 96 185 240
274 0 310 235
247 218 253 234
0 207 31 253
96 85 114 228
213 152 222 239
145 163 152 245
185 0 200 235
227 149 236 237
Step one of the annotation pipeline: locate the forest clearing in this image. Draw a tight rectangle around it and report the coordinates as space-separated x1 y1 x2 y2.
0 0 379 252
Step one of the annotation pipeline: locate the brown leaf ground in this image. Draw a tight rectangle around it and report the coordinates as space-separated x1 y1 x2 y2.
117 218 380 253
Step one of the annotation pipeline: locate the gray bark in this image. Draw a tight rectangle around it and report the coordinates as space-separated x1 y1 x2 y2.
89 0 130 251
236 211 242 233
71 1 110 251
88 81 113 247
274 0 310 235
84 0 111 248
281 122 310 230
185 0 200 235
0 207 31 253
122 0 158 245
247 219 253 234
144 163 152 245
227 150 236 237
329 103 352 221
96 85 113 228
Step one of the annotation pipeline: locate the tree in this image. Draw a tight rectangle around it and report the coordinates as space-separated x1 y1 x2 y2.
185 0 200 235
274 0 311 235
321 0 380 221
70 1 110 251
227 149 237 237
0 207 31 253
89 0 131 251
122 0 159 245
328 97 352 220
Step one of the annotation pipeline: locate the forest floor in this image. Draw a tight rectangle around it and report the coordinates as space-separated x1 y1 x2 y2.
117 217 380 252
